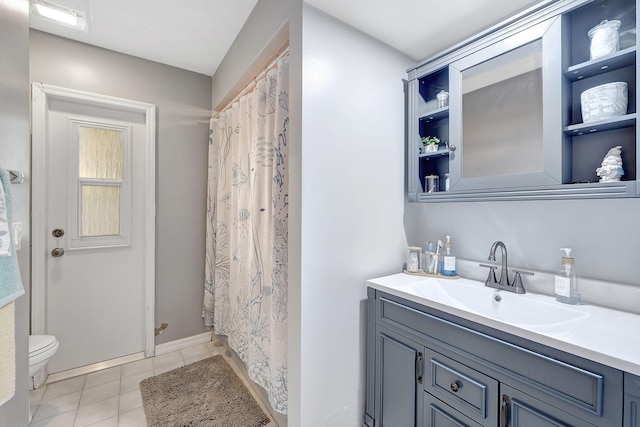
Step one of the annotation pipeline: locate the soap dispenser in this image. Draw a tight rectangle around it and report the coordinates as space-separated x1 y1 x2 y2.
555 248 580 304
440 235 456 277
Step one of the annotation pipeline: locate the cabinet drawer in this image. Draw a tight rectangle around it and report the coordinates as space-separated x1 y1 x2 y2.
424 393 483 427
425 349 498 426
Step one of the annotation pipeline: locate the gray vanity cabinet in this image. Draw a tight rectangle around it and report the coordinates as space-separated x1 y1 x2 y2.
364 288 627 427
625 373 640 426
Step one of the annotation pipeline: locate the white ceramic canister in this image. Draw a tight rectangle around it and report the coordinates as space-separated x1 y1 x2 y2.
580 81 628 122
588 20 621 60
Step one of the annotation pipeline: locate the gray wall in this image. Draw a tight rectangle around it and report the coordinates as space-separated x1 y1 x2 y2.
404 198 640 304
212 0 292 109
298 5 411 425
0 0 30 424
30 30 212 345
212 3 411 425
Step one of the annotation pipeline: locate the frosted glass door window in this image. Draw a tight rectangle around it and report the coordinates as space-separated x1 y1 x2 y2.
70 121 131 248
78 126 124 237
79 127 123 179
81 185 121 236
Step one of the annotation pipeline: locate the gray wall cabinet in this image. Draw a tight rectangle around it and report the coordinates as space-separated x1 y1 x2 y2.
364 288 638 426
407 0 639 202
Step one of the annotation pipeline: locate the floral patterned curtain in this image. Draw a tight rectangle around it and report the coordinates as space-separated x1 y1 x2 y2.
204 53 288 413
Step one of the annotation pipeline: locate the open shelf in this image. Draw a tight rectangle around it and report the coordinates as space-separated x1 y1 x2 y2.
564 113 636 135
418 107 449 123
565 46 637 81
419 149 450 159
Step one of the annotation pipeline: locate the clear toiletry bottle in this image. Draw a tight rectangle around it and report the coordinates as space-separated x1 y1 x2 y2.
555 248 580 304
441 235 456 276
426 241 438 275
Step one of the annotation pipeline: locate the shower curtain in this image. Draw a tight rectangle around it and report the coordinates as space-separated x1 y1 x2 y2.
204 53 288 414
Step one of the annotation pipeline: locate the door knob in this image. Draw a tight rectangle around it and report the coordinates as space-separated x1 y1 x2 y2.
51 248 65 257
52 228 65 238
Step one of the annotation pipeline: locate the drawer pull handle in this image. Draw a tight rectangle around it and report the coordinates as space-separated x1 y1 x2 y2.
501 394 511 427
450 381 461 392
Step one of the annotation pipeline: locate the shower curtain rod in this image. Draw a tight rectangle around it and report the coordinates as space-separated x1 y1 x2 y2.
213 46 289 119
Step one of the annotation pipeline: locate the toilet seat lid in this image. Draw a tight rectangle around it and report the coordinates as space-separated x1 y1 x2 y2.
29 335 58 357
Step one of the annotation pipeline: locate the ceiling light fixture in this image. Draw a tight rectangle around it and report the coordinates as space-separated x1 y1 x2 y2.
31 0 91 31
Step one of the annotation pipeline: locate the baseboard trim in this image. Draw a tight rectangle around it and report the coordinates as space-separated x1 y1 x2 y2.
155 331 212 356
42 332 213 385
46 351 146 384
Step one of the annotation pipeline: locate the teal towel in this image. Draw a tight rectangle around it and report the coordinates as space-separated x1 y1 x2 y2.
0 167 24 308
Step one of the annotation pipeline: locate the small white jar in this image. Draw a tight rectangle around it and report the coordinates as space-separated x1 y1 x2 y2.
436 90 449 109
588 20 621 60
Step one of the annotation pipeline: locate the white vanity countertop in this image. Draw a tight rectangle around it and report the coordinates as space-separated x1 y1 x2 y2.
367 272 640 376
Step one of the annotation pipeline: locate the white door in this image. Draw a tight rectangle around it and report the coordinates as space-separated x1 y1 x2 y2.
31 84 156 375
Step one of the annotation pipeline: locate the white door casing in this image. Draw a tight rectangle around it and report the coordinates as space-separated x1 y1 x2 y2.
31 83 156 376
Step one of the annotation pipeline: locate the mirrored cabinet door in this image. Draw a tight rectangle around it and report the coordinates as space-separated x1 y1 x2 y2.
449 17 563 191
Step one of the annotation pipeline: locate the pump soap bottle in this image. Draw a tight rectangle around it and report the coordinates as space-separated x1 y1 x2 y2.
555 248 580 304
441 235 457 277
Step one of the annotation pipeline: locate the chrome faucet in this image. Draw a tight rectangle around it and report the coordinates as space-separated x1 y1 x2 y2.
488 241 509 286
480 241 533 294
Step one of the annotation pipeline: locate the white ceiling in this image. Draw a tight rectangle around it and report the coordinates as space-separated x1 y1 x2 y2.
30 0 545 76
29 0 260 76
306 0 545 62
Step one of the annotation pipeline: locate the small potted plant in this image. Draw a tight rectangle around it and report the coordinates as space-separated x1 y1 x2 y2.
421 136 440 153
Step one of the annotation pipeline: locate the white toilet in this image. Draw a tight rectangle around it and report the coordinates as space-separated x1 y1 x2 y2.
28 335 59 422
28 335 59 378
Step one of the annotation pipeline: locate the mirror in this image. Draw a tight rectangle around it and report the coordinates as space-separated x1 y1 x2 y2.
448 17 563 191
462 40 543 178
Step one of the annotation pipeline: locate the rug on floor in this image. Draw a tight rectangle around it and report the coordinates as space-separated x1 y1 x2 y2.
140 355 271 427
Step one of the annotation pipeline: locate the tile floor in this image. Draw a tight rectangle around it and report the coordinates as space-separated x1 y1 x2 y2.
29 340 277 427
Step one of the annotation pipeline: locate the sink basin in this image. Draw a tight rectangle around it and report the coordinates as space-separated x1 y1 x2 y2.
368 272 640 375
392 277 590 338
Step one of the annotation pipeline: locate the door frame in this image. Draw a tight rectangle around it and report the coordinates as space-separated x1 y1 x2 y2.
30 83 156 364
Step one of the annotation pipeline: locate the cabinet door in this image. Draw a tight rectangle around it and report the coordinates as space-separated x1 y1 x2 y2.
501 384 594 427
625 373 640 427
448 16 564 192
375 327 423 426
